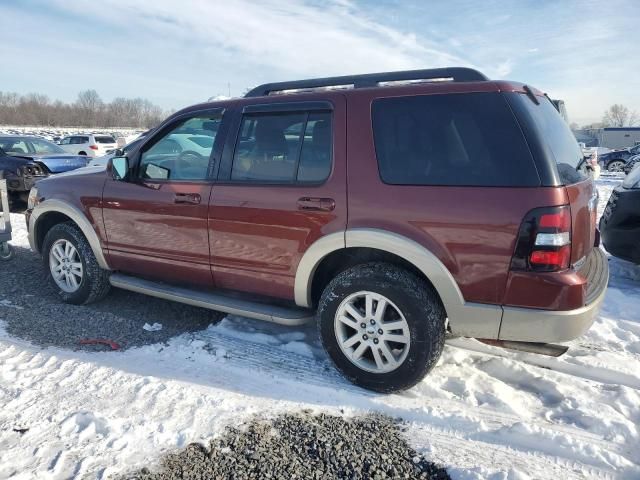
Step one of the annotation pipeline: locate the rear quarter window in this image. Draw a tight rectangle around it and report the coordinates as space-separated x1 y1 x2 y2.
372 92 539 187
509 94 588 185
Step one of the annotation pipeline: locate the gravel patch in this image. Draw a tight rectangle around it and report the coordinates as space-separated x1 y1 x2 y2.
0 243 221 351
122 412 451 480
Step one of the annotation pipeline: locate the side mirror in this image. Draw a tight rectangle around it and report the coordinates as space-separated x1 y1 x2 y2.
113 148 124 157
110 156 129 181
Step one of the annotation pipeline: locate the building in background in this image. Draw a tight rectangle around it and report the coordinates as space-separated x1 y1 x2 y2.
573 127 640 149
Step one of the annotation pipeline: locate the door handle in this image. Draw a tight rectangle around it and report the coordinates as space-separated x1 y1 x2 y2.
297 197 335 212
174 193 201 205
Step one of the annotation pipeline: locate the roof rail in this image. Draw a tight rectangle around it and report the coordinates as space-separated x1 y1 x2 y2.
244 67 489 98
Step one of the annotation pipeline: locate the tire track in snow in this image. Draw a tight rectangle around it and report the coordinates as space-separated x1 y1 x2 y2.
193 329 635 475
446 338 640 391
0 325 636 478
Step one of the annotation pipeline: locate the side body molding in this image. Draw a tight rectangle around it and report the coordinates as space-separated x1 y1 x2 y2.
294 228 502 339
28 199 111 270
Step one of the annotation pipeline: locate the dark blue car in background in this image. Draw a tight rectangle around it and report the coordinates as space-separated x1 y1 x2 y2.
599 143 640 172
0 135 88 204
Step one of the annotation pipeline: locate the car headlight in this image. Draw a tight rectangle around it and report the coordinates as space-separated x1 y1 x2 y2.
27 187 39 209
622 163 640 189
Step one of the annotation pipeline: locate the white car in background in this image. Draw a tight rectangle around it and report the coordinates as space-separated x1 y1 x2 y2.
58 134 117 157
88 136 146 167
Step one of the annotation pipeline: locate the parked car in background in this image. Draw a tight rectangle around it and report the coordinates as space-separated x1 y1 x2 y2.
598 143 640 172
89 136 145 167
600 163 640 264
0 135 89 174
26 68 607 393
0 146 48 203
623 154 640 175
58 134 117 157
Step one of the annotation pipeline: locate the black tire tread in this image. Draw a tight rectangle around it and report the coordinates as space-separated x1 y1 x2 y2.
42 222 111 305
317 262 446 393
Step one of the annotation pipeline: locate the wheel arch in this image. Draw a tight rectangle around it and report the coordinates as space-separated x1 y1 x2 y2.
29 199 110 270
295 228 502 338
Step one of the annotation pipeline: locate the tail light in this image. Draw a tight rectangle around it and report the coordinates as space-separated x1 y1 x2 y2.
511 206 572 272
89 145 99 150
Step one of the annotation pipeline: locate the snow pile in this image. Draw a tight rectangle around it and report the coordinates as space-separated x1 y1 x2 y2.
1 177 640 479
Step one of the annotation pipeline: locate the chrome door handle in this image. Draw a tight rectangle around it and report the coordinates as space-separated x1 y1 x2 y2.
297 197 335 212
174 193 201 205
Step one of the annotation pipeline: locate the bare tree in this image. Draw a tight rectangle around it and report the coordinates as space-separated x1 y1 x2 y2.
0 89 168 128
602 104 639 127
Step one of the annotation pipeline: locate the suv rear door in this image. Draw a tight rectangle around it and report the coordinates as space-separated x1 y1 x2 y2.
208 95 346 300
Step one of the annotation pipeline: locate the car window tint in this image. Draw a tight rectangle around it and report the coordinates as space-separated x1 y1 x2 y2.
95 135 116 143
232 113 306 182
297 113 332 182
516 95 587 184
188 136 214 148
139 115 220 181
232 111 332 183
372 92 539 186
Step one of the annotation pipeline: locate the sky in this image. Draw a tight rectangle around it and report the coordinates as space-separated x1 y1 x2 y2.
1 0 638 125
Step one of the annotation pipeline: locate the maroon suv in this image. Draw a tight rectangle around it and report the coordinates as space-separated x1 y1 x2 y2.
26 68 608 392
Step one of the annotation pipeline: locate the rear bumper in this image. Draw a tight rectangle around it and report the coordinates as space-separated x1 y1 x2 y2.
498 247 609 343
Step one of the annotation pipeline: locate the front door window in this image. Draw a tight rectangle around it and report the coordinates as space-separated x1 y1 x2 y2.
139 116 221 181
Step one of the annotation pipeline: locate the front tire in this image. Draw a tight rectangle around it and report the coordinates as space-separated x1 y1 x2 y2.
42 222 111 304
318 263 446 393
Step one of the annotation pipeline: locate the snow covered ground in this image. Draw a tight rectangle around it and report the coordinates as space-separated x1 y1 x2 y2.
1 176 640 479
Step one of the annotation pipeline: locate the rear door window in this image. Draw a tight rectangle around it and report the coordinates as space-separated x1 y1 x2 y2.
372 92 539 186
231 111 332 183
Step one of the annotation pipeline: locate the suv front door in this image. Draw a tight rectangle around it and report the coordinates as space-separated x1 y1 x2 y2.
102 109 226 287
209 96 347 300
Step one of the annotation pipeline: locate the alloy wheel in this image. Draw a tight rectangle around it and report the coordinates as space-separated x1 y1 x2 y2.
334 291 411 374
608 160 625 172
49 239 83 293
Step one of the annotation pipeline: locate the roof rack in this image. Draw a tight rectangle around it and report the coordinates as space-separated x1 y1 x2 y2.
244 67 489 98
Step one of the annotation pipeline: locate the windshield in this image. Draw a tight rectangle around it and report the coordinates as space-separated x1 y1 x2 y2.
30 138 67 154
123 137 143 153
0 137 66 155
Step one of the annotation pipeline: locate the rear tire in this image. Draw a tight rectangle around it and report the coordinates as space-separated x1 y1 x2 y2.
42 222 111 305
78 151 87 156
318 263 445 393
